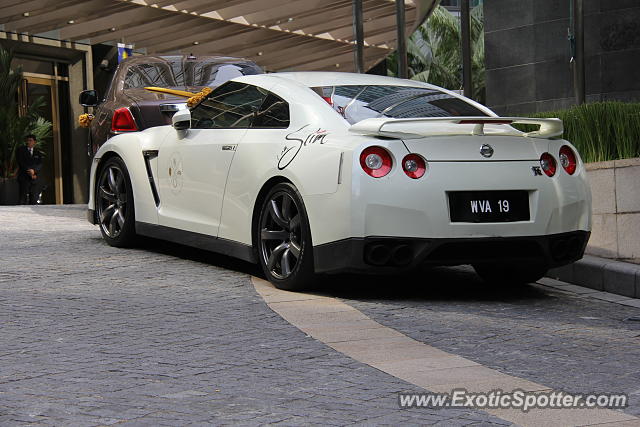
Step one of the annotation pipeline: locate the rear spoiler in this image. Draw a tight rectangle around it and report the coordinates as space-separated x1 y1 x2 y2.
349 116 563 140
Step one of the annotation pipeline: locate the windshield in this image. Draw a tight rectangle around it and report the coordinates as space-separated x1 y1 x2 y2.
123 61 262 90
312 85 489 125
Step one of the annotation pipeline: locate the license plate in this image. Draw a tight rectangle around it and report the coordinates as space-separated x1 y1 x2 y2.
449 191 530 223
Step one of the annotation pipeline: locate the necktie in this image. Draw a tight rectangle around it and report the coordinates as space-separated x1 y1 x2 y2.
29 148 33 156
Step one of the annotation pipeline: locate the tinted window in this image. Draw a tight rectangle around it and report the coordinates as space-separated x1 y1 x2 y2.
191 82 267 129
123 61 262 89
312 85 488 125
252 94 290 128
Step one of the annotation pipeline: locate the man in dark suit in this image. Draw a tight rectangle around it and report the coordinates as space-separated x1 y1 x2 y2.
16 134 44 205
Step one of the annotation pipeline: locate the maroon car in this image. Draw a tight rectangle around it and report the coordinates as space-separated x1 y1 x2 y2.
79 55 263 154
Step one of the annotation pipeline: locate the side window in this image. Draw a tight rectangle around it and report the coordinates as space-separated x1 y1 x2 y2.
252 93 290 129
191 82 267 129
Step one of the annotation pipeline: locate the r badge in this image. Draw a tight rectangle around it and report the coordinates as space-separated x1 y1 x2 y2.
480 144 494 158
531 166 543 176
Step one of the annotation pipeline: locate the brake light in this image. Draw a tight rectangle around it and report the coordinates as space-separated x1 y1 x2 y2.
459 119 513 125
402 154 426 179
111 107 138 132
559 145 577 175
322 96 333 106
540 152 556 177
360 146 392 178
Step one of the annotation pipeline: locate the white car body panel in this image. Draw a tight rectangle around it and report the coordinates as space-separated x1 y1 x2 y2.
88 71 592 275
156 128 245 236
89 126 172 226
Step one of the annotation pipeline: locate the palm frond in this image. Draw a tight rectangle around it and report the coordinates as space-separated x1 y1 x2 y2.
410 70 431 83
387 4 486 103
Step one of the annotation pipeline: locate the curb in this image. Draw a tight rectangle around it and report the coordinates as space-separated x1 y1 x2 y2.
547 255 640 299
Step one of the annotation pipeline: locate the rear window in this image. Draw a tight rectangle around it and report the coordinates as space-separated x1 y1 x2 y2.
311 85 488 125
124 61 262 90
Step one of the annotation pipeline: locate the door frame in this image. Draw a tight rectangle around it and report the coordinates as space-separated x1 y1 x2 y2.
19 75 64 204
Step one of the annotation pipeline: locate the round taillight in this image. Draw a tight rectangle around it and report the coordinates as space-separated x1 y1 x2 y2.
559 145 577 175
360 146 392 178
540 152 557 177
402 154 426 179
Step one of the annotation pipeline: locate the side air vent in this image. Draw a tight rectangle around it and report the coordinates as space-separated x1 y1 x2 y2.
142 150 160 206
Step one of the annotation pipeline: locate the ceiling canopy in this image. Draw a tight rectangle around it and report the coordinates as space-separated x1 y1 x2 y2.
0 0 437 71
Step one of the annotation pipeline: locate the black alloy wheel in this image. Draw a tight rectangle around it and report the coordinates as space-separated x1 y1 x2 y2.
257 183 315 290
96 157 136 247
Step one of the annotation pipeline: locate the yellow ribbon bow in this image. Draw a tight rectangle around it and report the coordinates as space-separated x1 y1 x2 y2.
187 87 213 108
78 113 94 128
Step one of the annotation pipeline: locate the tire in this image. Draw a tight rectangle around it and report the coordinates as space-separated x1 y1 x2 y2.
95 156 137 247
473 262 548 286
256 182 315 291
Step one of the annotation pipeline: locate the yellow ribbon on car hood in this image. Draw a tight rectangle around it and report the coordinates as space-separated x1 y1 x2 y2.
144 87 198 98
144 86 213 108
186 87 212 107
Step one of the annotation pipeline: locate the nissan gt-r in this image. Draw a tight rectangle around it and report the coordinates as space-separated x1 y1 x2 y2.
87 72 592 290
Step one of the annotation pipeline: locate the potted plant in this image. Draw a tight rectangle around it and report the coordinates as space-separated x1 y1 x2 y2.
0 45 52 205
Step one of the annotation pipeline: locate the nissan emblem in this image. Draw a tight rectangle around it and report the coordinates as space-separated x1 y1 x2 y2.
480 144 494 158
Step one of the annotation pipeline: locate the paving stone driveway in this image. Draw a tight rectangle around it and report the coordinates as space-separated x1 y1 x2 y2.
326 268 640 418
0 206 508 426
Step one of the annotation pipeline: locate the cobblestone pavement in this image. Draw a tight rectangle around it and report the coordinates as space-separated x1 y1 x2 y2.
0 205 509 426
325 269 640 417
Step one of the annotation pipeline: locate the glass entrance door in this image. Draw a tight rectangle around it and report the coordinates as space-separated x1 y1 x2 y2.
19 77 63 204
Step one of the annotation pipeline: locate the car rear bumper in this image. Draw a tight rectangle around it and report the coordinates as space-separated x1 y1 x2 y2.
313 230 590 274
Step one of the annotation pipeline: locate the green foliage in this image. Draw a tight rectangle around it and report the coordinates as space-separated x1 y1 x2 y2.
388 5 486 102
30 117 53 147
524 102 640 163
0 45 52 179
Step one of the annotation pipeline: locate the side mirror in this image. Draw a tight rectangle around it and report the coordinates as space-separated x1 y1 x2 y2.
172 108 191 131
79 89 99 107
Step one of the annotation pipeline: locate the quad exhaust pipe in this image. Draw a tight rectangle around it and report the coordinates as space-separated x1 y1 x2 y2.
365 242 413 267
365 244 391 266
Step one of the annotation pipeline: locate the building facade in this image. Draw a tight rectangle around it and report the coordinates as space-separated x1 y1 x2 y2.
484 0 640 115
1 32 93 204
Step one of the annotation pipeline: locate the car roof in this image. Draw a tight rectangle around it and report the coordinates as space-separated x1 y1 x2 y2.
233 71 497 120
237 71 441 89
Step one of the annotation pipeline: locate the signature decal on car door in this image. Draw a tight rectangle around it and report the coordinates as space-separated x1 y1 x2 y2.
278 125 328 170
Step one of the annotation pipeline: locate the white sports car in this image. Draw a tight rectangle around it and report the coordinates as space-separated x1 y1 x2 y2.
87 72 591 290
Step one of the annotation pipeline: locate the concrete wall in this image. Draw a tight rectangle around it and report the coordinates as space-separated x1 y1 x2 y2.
484 0 640 115
586 157 640 263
